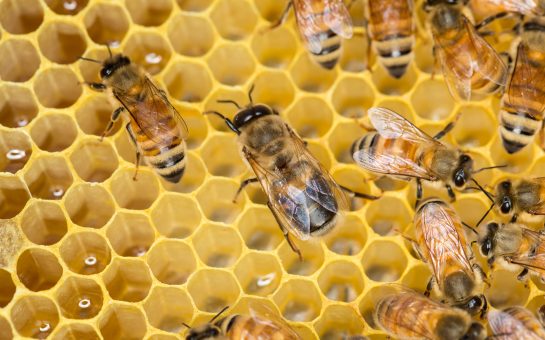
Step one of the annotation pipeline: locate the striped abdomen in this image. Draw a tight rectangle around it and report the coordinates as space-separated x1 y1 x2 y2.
220 315 298 339
309 29 342 70
132 122 186 183
368 0 414 78
499 98 542 154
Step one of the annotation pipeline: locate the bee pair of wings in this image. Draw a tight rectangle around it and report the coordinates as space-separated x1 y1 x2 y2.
246 301 301 340
352 107 442 180
243 125 347 241
114 75 189 144
506 227 545 272
433 15 507 101
294 0 353 54
479 0 544 15
488 308 545 340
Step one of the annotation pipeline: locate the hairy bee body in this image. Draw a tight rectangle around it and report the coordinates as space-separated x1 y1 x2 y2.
367 0 415 78
488 306 545 339
494 178 545 218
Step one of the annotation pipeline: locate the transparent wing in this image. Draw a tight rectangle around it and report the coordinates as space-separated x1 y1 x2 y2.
368 107 438 145
293 0 327 54
323 0 353 38
247 301 301 340
488 309 543 340
481 0 540 14
352 146 433 179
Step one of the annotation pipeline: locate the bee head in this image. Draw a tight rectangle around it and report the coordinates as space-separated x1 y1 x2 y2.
480 222 499 256
100 54 131 79
185 325 222 340
462 295 486 317
496 181 514 215
452 154 473 189
233 104 276 128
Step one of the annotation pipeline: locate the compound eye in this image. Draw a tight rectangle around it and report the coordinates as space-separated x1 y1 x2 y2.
501 181 511 190
100 67 112 78
480 240 491 256
500 199 512 214
460 154 471 163
454 172 466 187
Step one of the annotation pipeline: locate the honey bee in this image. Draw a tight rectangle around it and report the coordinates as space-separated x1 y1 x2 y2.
205 87 375 259
272 0 353 69
185 305 300 340
407 198 488 316
479 221 545 282
488 306 545 339
366 0 415 78
424 0 508 101
80 49 188 183
492 178 545 222
351 107 498 206
499 17 545 154
374 288 487 340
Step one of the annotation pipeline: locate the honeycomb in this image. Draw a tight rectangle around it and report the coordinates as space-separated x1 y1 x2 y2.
0 0 544 339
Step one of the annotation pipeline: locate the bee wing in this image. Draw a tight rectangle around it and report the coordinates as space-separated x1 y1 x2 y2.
480 0 540 15
368 107 438 144
323 0 353 38
293 0 328 54
488 309 543 340
352 147 433 179
506 42 545 120
247 301 301 340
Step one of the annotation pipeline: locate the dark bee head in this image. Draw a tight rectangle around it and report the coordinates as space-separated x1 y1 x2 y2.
480 222 499 256
233 104 275 129
496 180 514 215
185 325 222 340
100 54 131 79
459 295 486 317
452 154 473 189
435 314 468 340
462 322 486 340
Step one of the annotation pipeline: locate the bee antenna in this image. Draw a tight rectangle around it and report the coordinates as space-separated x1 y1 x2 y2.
203 111 240 134
106 44 113 58
209 306 230 324
475 164 508 173
182 322 192 329
462 221 479 236
79 56 102 64
471 179 495 203
476 202 495 228
248 83 255 105
216 99 242 110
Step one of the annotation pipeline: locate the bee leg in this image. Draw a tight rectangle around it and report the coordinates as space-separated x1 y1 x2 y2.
398 233 424 260
446 184 456 202
431 46 438 80
433 111 461 140
517 268 529 283
424 278 434 297
479 294 488 319
268 202 303 261
473 263 490 287
510 213 518 223
125 123 142 181
339 186 381 200
487 255 496 269
269 1 293 30
101 107 124 141
415 178 423 209
474 12 509 32
233 178 259 203
83 82 107 92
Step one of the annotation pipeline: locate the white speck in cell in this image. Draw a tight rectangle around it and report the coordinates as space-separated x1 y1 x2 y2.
39 322 51 333
84 256 97 266
78 298 91 309
6 149 26 160
109 41 121 48
145 52 162 64
63 0 77 10
51 187 64 198
17 117 29 127
257 272 276 287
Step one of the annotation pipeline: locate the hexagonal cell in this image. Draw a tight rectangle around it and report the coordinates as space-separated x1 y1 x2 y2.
0 129 32 174
64 183 115 228
489 135 535 174
361 240 407 282
323 215 367 256
211 0 258 40
38 21 86 64
526 295 545 318
452 105 495 147
110 168 160 210
168 14 215 57
33 67 82 108
359 285 400 329
452 197 490 231
176 0 213 11
332 77 375 118
51 323 99 340
187 269 241 313
106 212 154 257
411 79 455 121
278 240 325 276
365 196 411 236
126 0 172 26
401 263 433 292
235 252 282 296
99 304 147 340
286 97 333 139
290 53 337 92
204 88 248 132
55 276 103 319
144 287 193 333
30 113 77 152
196 178 246 223
147 239 196 284
10 295 59 338
371 64 418 95
60 231 111 275
251 26 297 68
274 279 322 322
201 135 245 177
0 219 23 268
0 315 13 340
254 0 289 21
328 121 366 163
238 206 284 251
115 131 138 164
103 258 152 302
0 84 38 127
193 223 243 268
207 43 256 85
486 269 529 309
123 31 171 75
0 0 43 34
314 305 366 339
414 40 434 74
0 269 16 307
17 248 62 292
340 34 369 73
163 61 212 103
76 95 122 137
151 194 201 238
0 174 30 218
70 139 118 183
251 71 296 111
44 0 88 15
21 200 67 246
0 39 40 82
84 3 129 45
318 261 364 302
78 48 109 84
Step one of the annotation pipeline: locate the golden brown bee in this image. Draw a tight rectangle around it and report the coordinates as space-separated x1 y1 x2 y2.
205 87 372 259
424 0 508 101
366 0 415 78
492 178 545 222
479 221 545 282
351 107 497 206
272 0 353 69
185 306 300 340
488 306 545 339
374 289 487 340
499 17 545 154
409 198 488 316
80 49 188 183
